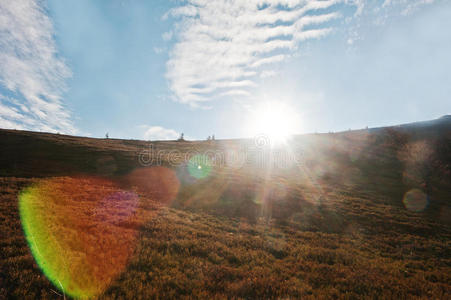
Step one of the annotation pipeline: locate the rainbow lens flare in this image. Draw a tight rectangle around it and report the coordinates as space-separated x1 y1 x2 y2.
187 155 213 179
19 177 140 299
124 167 180 204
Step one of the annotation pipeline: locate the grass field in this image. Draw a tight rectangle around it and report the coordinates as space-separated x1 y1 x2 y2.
1 117 451 299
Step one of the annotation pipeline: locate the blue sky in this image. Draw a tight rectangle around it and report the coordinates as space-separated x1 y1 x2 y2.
0 0 450 140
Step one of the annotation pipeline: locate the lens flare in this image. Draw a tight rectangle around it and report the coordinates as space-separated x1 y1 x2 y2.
188 155 213 179
246 101 300 144
124 167 180 204
403 188 428 212
19 177 140 299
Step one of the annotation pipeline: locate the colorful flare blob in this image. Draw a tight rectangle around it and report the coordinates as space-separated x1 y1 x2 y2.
403 188 428 212
124 167 180 204
19 177 140 299
187 155 213 179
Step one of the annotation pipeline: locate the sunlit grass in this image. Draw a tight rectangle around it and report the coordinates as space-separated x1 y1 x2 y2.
0 125 450 298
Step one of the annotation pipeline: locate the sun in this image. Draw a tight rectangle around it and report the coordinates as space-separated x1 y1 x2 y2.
247 102 300 144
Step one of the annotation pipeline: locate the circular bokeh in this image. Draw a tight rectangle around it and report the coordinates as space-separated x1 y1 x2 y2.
403 188 428 212
187 155 213 179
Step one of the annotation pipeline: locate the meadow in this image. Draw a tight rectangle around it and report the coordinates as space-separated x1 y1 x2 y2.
1 117 450 299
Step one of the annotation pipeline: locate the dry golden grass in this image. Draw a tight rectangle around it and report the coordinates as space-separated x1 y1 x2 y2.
1 122 451 299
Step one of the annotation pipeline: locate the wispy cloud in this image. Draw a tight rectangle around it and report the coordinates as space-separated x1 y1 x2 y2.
344 0 437 45
382 0 435 12
399 0 435 16
354 0 436 19
141 125 180 141
0 0 75 133
165 0 341 107
165 0 437 107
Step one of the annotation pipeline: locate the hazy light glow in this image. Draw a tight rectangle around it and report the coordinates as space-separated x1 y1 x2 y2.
247 102 300 144
19 177 141 298
403 188 429 212
188 155 213 179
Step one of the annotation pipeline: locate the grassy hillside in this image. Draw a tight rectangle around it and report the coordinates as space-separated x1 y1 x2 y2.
1 117 451 299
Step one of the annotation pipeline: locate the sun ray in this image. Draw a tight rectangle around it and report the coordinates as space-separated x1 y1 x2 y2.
247 102 300 144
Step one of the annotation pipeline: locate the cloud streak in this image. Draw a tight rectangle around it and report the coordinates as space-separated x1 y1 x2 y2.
165 0 437 107
0 0 75 133
166 0 341 106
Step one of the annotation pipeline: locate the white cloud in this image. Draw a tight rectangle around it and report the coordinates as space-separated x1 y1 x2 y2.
382 0 435 10
162 30 173 41
165 0 438 107
260 70 277 78
153 46 165 54
142 125 180 140
343 0 437 45
363 0 435 17
165 0 341 106
0 0 75 133
401 0 435 16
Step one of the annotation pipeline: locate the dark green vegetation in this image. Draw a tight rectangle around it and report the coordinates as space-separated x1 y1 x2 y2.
1 116 451 299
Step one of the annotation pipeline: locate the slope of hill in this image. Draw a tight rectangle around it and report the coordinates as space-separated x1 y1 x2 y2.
1 117 450 299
